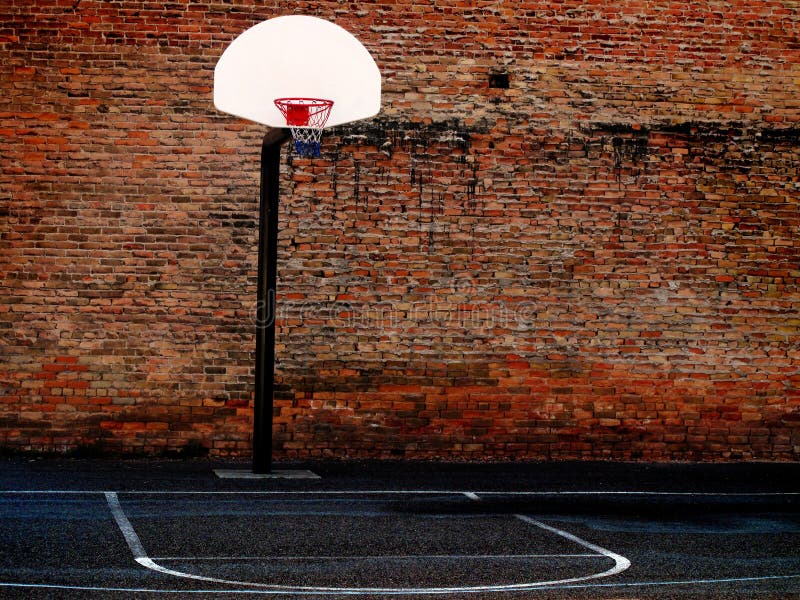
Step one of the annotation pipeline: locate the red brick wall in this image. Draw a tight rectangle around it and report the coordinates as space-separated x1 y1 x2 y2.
1 0 799 460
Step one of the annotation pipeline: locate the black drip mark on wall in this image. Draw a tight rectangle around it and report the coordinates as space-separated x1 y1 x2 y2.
330 149 340 199
409 160 416 194
377 166 391 187
328 120 484 247
354 160 361 205
428 190 446 255
410 157 429 201
435 190 445 217
612 136 648 169
612 136 648 183
411 157 429 248
466 159 479 213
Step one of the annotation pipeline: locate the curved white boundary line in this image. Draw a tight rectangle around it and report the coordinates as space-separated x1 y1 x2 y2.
105 492 630 594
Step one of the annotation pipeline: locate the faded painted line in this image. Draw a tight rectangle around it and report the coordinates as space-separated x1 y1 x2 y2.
104 492 146 559
516 515 631 583
2 490 474 495
104 492 631 594
106 492 250 586
152 553 603 561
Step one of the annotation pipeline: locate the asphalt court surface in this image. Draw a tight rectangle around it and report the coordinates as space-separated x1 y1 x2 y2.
1 459 800 598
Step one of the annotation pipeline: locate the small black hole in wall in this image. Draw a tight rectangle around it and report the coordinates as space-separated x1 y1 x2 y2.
489 72 510 89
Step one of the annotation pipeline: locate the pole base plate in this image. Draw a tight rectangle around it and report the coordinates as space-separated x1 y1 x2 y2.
214 469 321 480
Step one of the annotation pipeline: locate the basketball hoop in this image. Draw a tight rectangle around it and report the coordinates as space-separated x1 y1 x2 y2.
274 97 334 158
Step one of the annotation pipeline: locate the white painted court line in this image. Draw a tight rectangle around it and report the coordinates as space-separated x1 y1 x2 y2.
4 489 800 496
2 490 798 595
106 492 251 586
103 490 631 594
151 553 603 561
516 515 631 581
105 492 147 558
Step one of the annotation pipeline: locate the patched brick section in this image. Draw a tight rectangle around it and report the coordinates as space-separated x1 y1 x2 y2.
1 1 798 459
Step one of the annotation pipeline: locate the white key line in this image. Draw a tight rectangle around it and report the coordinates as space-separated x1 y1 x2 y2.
151 553 604 561
104 491 632 594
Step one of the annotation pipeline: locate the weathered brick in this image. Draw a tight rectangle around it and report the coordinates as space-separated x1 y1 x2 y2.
0 0 798 460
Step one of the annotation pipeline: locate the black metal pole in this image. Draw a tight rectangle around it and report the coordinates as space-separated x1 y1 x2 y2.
253 128 290 474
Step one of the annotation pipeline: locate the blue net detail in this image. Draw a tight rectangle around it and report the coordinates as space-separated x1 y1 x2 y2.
289 125 324 159
293 138 322 158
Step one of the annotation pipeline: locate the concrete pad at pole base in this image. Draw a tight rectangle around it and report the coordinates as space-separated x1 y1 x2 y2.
214 469 321 480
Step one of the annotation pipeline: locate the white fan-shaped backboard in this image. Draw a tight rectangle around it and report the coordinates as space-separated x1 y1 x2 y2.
214 15 381 128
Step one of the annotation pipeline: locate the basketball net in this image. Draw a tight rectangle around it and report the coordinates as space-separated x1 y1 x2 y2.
274 98 334 158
